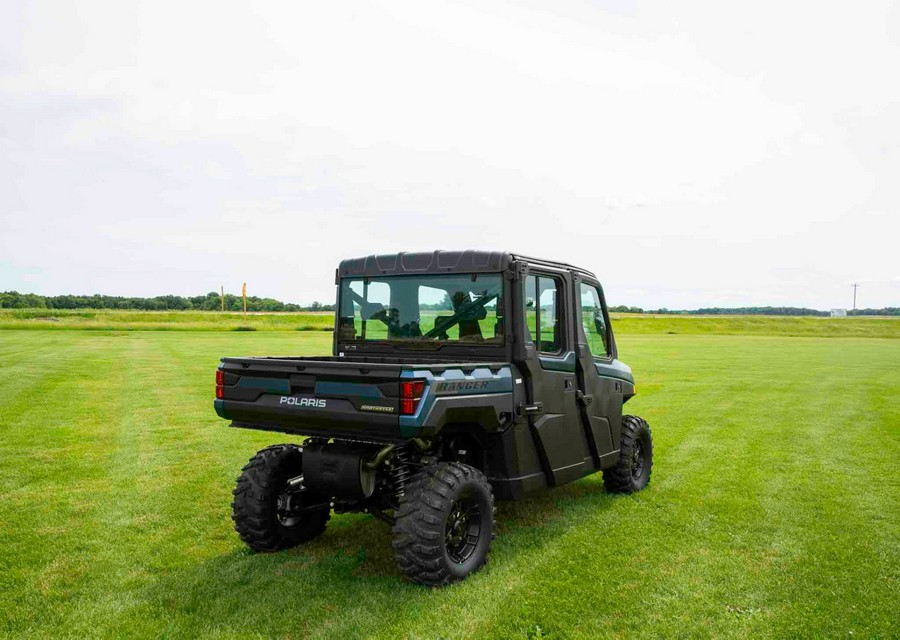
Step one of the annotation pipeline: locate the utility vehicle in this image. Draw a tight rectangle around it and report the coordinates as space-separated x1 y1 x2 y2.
214 250 653 586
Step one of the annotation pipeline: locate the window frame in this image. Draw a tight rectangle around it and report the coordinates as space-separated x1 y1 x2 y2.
336 273 506 349
524 272 565 355
578 279 613 361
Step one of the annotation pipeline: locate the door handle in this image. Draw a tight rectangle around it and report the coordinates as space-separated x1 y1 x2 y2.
519 402 544 416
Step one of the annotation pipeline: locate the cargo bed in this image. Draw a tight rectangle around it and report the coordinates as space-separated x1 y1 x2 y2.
215 356 510 442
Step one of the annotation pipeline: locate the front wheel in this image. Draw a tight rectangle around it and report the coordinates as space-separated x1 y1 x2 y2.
392 462 494 586
603 415 653 493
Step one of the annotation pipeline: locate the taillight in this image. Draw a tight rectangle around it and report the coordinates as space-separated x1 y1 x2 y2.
216 369 224 398
400 379 426 415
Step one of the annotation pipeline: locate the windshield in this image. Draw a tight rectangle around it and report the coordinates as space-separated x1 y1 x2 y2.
338 274 504 345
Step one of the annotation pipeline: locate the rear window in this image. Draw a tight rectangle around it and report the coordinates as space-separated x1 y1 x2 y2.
338 274 504 346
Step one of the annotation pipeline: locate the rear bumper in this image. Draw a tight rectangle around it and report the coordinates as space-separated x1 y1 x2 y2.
215 398 404 442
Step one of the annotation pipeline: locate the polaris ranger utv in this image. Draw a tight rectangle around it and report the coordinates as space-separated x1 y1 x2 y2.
214 251 653 586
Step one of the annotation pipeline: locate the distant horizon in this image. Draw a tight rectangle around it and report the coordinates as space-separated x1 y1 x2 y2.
1 289 895 315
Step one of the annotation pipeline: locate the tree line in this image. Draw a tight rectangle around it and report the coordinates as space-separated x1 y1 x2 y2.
0 291 334 312
616 306 900 317
0 291 896 316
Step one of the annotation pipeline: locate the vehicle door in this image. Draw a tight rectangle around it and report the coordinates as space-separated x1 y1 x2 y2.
519 271 593 485
573 276 624 467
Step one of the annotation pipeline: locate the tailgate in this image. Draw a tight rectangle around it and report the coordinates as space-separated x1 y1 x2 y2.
215 357 403 441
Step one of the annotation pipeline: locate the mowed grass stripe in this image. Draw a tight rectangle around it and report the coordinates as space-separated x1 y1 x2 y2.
59 331 358 638
54 333 286 637
0 331 99 412
0 333 132 634
58 333 230 636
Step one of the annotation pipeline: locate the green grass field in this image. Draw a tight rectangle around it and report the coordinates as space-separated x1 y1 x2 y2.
0 309 336 332
1 327 898 638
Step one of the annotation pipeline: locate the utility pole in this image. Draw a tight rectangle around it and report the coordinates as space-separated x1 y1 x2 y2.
220 285 224 312
851 283 860 311
242 282 247 319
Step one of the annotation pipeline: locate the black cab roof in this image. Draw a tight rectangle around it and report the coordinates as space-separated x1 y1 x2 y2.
338 250 598 280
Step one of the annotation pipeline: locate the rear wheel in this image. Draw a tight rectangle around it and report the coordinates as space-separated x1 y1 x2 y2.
232 444 330 551
392 462 494 586
603 415 653 493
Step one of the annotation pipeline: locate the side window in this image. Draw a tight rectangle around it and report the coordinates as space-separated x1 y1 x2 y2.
524 275 562 353
580 283 609 357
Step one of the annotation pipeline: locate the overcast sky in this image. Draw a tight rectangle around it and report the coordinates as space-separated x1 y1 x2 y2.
2 1 898 309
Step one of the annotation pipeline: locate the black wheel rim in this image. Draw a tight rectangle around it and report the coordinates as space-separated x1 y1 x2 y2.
445 492 482 564
631 438 645 480
276 490 301 528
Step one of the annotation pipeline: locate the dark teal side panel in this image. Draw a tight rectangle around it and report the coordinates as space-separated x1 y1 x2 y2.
539 351 577 372
594 359 634 384
399 367 514 437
